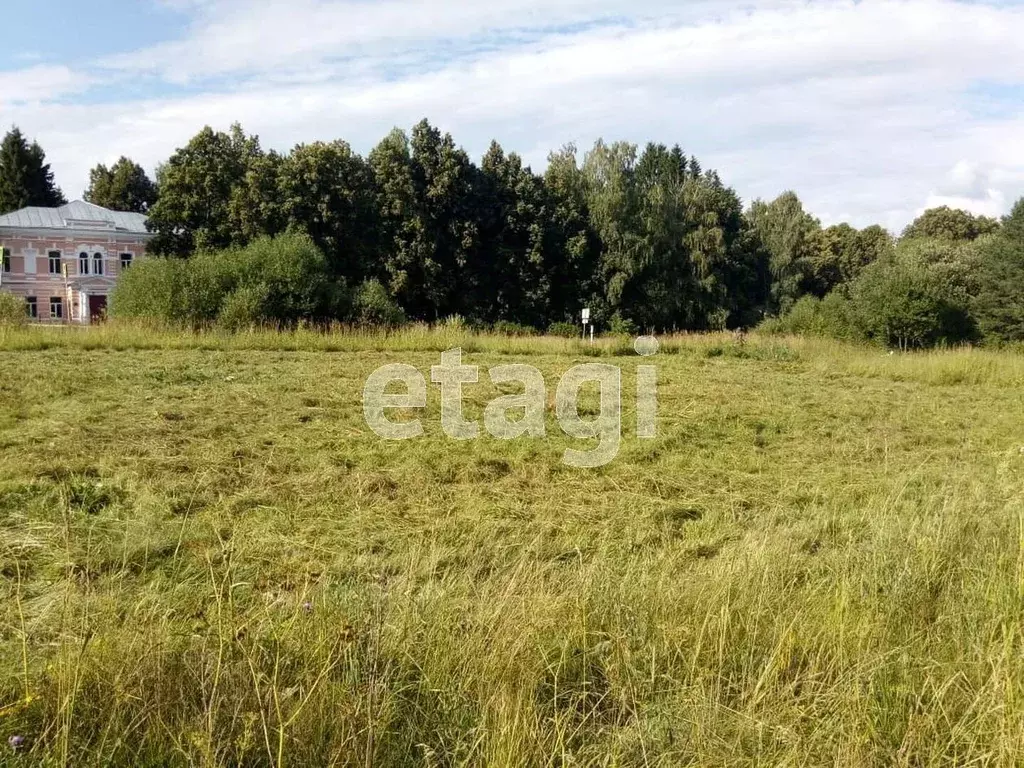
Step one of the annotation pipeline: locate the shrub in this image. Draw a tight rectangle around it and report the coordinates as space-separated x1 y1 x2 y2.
849 257 975 349
764 238 979 349
353 280 405 328
760 293 856 340
492 321 537 337
547 321 580 338
112 233 339 329
110 257 185 321
0 292 27 326
608 312 639 337
217 283 271 331
237 233 336 323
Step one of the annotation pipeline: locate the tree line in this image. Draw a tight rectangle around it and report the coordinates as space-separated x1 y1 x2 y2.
1 122 1022 345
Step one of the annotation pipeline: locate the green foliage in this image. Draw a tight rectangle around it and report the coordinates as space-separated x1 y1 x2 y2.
0 292 28 326
546 321 580 338
279 141 378 280
110 257 184 321
353 279 406 328
578 140 767 332
475 142 554 326
971 200 1024 343
760 293 857 340
849 256 976 348
766 236 980 348
902 206 1000 242
543 145 602 325
746 191 820 314
803 223 894 296
112 232 337 328
84 157 158 212
492 320 538 336
0 127 65 213
146 124 265 255
608 311 639 336
216 283 270 331
369 121 482 321
123 119 1024 345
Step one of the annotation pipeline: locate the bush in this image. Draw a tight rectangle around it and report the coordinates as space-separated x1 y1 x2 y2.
763 239 979 349
237 233 337 323
217 283 270 331
608 312 639 337
492 321 537 337
110 257 185 321
547 321 580 338
112 233 339 329
0 292 27 326
850 257 975 349
353 280 405 328
760 293 857 340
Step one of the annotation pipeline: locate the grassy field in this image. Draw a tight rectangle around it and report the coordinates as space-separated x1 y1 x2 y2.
2 325 1024 766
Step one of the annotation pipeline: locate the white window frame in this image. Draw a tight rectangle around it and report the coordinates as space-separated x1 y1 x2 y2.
1 247 10 274
93 251 104 276
48 250 62 274
25 296 37 319
78 252 89 276
120 252 134 271
22 248 37 275
50 296 63 319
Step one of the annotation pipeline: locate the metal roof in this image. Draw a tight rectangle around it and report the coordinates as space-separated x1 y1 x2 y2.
0 200 150 234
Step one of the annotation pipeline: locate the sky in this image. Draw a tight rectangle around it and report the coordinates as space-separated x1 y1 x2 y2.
1 0 1023 232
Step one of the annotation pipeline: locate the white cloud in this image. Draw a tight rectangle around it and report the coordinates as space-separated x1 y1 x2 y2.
921 162 1010 218
3 0 1024 230
0 65 92 108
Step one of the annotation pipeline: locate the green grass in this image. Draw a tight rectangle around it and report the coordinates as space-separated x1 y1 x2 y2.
2 324 1024 766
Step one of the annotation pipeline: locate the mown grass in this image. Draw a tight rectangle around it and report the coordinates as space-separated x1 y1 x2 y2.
2 324 1024 766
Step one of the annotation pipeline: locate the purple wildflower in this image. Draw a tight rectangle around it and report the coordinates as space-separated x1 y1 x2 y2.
8 735 25 749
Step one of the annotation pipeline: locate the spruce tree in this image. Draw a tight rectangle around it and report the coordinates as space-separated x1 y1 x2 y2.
0 127 65 213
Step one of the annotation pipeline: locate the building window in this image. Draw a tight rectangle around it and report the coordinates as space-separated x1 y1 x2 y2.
79 252 89 275
50 297 63 319
93 253 103 276
48 251 62 274
2 248 9 273
25 297 37 319
120 253 133 270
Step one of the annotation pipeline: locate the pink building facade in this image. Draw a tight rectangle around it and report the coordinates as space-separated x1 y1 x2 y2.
0 201 155 323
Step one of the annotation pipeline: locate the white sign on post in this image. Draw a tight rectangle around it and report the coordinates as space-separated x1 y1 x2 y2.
581 308 590 323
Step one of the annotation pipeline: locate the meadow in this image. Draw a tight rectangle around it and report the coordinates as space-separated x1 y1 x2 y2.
2 325 1024 766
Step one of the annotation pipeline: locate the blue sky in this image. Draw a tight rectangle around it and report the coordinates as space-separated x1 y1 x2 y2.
2 0 1023 231
1 1 188 70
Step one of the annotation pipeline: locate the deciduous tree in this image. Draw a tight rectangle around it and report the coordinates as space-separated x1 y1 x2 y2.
85 157 158 212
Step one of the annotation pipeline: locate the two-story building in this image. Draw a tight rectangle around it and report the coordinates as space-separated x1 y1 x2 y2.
0 200 154 323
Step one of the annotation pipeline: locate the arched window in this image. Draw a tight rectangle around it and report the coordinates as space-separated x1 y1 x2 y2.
93 252 103 276
79 252 89 275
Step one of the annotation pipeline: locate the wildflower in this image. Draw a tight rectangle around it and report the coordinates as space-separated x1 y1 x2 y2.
8 735 25 749
301 601 313 613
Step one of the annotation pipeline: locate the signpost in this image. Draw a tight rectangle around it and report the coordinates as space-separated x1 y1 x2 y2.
581 308 591 342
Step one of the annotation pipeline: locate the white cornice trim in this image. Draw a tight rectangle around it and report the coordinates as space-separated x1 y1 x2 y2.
0 225 154 240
